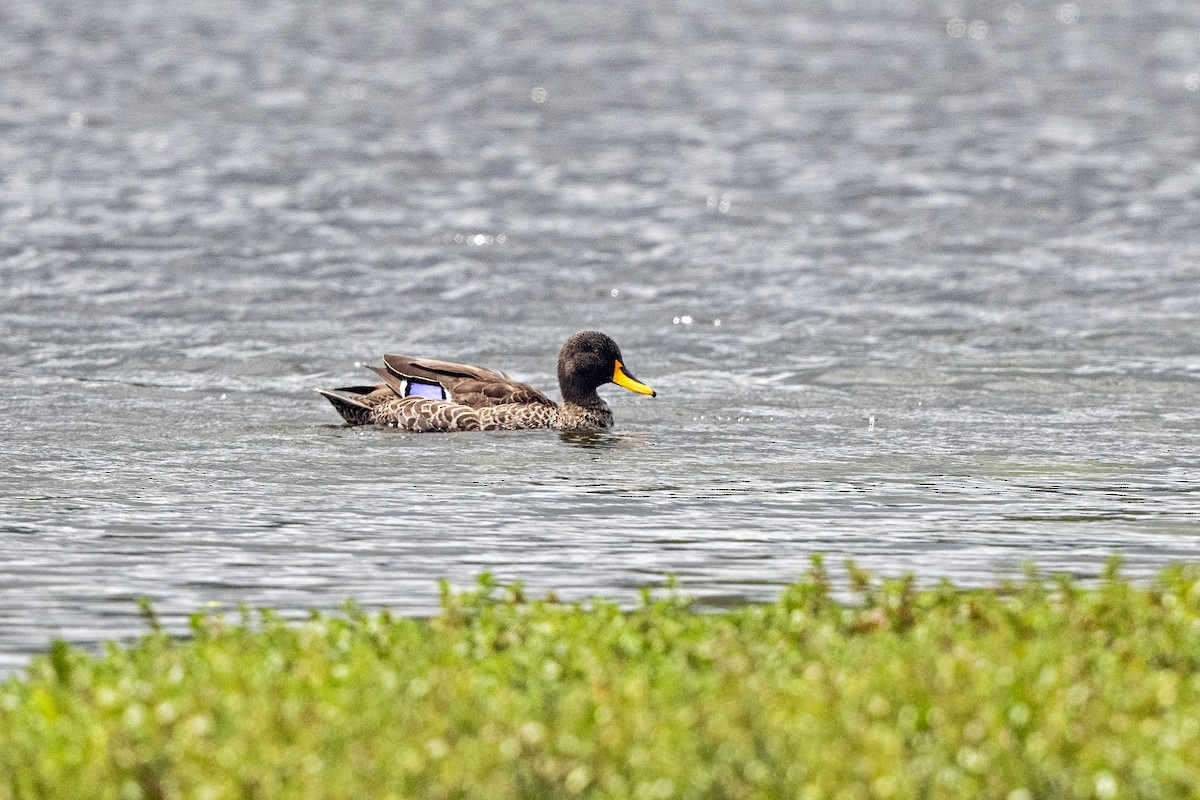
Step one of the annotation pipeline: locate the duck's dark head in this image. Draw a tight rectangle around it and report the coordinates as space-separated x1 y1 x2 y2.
557 331 656 404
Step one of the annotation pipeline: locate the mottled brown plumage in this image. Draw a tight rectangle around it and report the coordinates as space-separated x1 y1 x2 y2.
316 331 656 433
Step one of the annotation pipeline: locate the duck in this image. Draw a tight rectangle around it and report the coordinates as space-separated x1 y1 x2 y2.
316 331 656 432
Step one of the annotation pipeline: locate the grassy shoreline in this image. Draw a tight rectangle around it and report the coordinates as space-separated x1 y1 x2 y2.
4 561 1200 799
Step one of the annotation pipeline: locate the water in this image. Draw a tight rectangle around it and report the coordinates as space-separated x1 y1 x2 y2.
2 0 1199 669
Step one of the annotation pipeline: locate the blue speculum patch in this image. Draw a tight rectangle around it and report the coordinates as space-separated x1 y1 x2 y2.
405 380 447 400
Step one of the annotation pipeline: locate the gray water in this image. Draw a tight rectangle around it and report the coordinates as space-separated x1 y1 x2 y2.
2 0 1199 669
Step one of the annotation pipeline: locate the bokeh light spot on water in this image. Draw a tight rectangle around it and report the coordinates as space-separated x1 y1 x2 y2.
947 18 987 40
441 232 503 245
67 111 85 128
440 232 505 245
1004 3 1026 24
706 194 731 212
1057 3 1080 24
530 86 548 104
673 315 694 326
1186 73 1200 92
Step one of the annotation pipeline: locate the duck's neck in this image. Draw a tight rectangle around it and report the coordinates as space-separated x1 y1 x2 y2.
557 391 613 431
561 387 606 409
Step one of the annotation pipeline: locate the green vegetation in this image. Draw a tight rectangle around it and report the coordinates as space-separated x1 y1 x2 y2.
4 560 1200 799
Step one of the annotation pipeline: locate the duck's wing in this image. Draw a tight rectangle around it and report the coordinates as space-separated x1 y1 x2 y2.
381 354 555 409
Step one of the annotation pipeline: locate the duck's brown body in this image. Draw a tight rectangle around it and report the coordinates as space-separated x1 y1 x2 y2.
317 331 654 433
327 395 612 432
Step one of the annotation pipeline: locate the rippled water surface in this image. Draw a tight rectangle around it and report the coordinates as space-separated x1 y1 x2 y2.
3 0 1200 667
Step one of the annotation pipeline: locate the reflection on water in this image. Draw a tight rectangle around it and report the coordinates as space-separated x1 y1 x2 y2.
2 0 1200 668
557 431 652 450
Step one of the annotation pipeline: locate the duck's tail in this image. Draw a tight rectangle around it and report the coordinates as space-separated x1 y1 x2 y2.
314 387 376 426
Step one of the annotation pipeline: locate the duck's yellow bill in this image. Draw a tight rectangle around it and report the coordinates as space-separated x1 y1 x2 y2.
612 360 656 397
